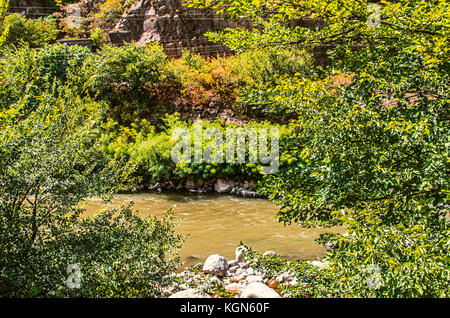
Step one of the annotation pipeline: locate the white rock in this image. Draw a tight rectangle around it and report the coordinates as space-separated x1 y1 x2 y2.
169 289 211 298
236 273 248 281
240 262 249 269
275 275 284 283
208 276 221 286
246 267 255 276
311 260 330 270
203 254 229 276
246 275 264 284
241 282 282 298
228 259 239 267
235 268 244 276
287 278 298 286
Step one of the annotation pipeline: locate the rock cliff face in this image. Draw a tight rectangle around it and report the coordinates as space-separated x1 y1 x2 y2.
107 0 250 57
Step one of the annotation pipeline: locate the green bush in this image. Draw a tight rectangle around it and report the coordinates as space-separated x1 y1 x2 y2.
227 48 313 87
0 43 92 113
3 14 59 48
241 210 449 298
0 85 183 297
100 114 289 185
35 43 92 86
89 42 168 124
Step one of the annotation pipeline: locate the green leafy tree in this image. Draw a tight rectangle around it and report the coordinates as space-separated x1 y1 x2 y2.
0 0 9 48
187 0 449 297
0 86 183 297
88 42 168 125
2 14 59 48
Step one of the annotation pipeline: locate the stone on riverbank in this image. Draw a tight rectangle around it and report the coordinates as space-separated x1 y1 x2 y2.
214 179 234 193
241 282 282 298
203 254 228 276
235 246 247 263
246 275 264 284
311 260 330 269
169 289 211 298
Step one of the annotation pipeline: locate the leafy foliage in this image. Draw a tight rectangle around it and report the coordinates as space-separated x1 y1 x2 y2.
0 85 183 297
88 42 168 124
101 113 287 184
188 0 450 297
2 14 59 48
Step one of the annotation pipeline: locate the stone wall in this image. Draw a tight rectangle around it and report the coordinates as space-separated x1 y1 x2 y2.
107 0 251 58
7 0 57 17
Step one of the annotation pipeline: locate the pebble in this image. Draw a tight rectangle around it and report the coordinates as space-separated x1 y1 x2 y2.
246 267 255 275
228 259 239 267
229 266 238 273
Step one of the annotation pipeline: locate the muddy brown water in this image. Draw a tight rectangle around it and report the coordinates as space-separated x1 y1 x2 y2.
82 193 344 268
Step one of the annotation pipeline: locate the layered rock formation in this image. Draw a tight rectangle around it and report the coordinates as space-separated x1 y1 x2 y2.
107 0 250 57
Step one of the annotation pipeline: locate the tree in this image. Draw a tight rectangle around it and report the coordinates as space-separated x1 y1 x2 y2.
187 0 449 296
0 0 9 48
0 84 183 297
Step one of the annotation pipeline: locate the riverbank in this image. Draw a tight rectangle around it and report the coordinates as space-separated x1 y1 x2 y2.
162 246 330 298
139 177 265 198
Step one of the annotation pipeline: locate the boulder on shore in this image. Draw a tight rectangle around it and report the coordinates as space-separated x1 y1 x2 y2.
203 254 228 276
241 282 282 298
169 289 211 298
214 179 234 193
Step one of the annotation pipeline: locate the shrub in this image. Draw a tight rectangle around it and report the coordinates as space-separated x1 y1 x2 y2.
0 43 92 113
89 42 168 124
101 114 290 185
35 43 92 86
3 14 59 48
0 85 183 297
166 50 240 106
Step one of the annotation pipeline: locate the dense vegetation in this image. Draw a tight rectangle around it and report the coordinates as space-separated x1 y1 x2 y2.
187 0 449 297
0 0 448 297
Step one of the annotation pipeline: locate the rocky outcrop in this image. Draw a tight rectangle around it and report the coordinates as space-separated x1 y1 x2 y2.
107 0 251 57
214 178 234 193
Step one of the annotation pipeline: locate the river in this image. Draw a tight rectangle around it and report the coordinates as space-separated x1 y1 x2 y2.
83 193 344 268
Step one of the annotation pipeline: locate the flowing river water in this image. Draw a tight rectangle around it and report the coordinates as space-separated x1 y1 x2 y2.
83 193 345 268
